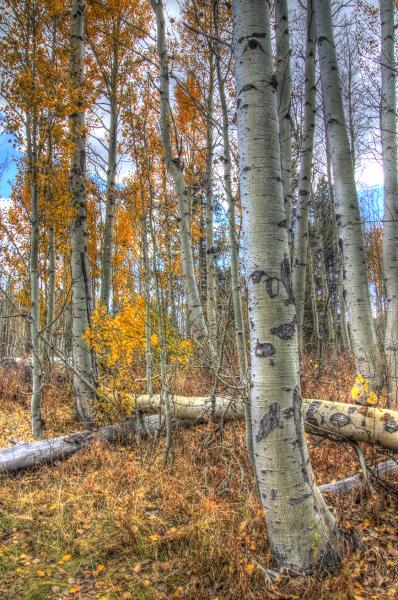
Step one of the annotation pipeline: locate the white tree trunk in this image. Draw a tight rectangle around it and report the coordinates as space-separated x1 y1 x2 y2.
69 0 95 425
314 0 383 393
380 0 398 407
232 0 340 574
26 113 42 438
151 0 212 350
292 0 316 351
275 0 293 235
46 226 56 352
135 394 398 452
212 0 253 462
100 95 118 310
205 63 218 355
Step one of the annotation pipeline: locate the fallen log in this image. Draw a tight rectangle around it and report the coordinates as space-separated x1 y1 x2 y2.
319 459 398 495
1 395 398 474
135 394 398 452
0 416 158 473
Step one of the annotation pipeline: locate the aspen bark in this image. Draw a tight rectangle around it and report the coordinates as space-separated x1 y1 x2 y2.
232 0 340 574
380 0 398 407
212 0 253 463
292 0 316 351
150 0 211 350
314 0 383 392
275 0 293 235
69 0 95 425
100 76 118 310
27 113 42 438
205 61 218 355
135 394 398 453
46 226 56 353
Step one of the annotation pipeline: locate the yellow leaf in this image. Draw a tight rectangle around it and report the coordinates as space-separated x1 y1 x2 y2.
37 570 46 577
49 503 58 510
69 588 78 595
62 554 72 562
97 564 105 572
148 534 159 542
245 563 255 575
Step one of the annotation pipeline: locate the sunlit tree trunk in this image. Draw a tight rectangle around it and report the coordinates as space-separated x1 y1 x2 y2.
314 0 383 393
151 0 212 352
69 0 95 425
233 0 340 574
275 0 293 235
380 0 398 407
212 0 253 462
292 0 316 351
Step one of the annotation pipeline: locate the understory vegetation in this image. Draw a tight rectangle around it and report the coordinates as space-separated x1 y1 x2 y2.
0 355 397 600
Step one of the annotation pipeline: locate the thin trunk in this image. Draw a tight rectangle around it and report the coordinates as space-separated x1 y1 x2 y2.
142 214 153 398
100 47 118 310
27 113 42 438
275 0 293 235
314 0 383 394
233 0 340 574
212 0 253 463
46 226 56 353
150 0 212 351
69 0 95 425
292 0 316 351
380 0 398 407
205 60 218 356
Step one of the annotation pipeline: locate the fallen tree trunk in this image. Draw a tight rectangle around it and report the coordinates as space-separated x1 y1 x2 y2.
0 416 158 473
1 395 398 474
135 394 398 452
319 459 398 495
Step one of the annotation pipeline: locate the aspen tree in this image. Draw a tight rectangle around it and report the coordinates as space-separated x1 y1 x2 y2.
313 0 383 394
380 0 398 407
69 0 95 424
212 0 254 463
150 0 213 354
274 0 293 235
292 0 316 351
232 0 340 573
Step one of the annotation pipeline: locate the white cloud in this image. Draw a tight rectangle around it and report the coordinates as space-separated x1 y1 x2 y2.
355 159 384 188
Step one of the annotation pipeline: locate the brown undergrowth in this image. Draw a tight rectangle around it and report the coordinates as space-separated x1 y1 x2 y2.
0 354 397 600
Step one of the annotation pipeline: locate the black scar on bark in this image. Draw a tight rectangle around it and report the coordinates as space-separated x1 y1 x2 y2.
288 492 312 505
329 413 351 428
281 255 295 305
250 270 265 284
255 340 275 357
278 219 287 228
270 488 277 500
384 418 398 433
270 320 296 340
239 84 258 94
266 277 280 298
282 406 294 418
306 400 322 427
256 402 280 442
292 387 309 483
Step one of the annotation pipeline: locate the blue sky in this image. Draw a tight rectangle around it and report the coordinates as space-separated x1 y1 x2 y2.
0 129 19 198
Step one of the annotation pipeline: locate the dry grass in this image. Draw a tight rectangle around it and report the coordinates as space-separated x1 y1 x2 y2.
0 355 397 600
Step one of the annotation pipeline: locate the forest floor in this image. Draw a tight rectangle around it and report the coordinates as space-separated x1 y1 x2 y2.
0 355 397 600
